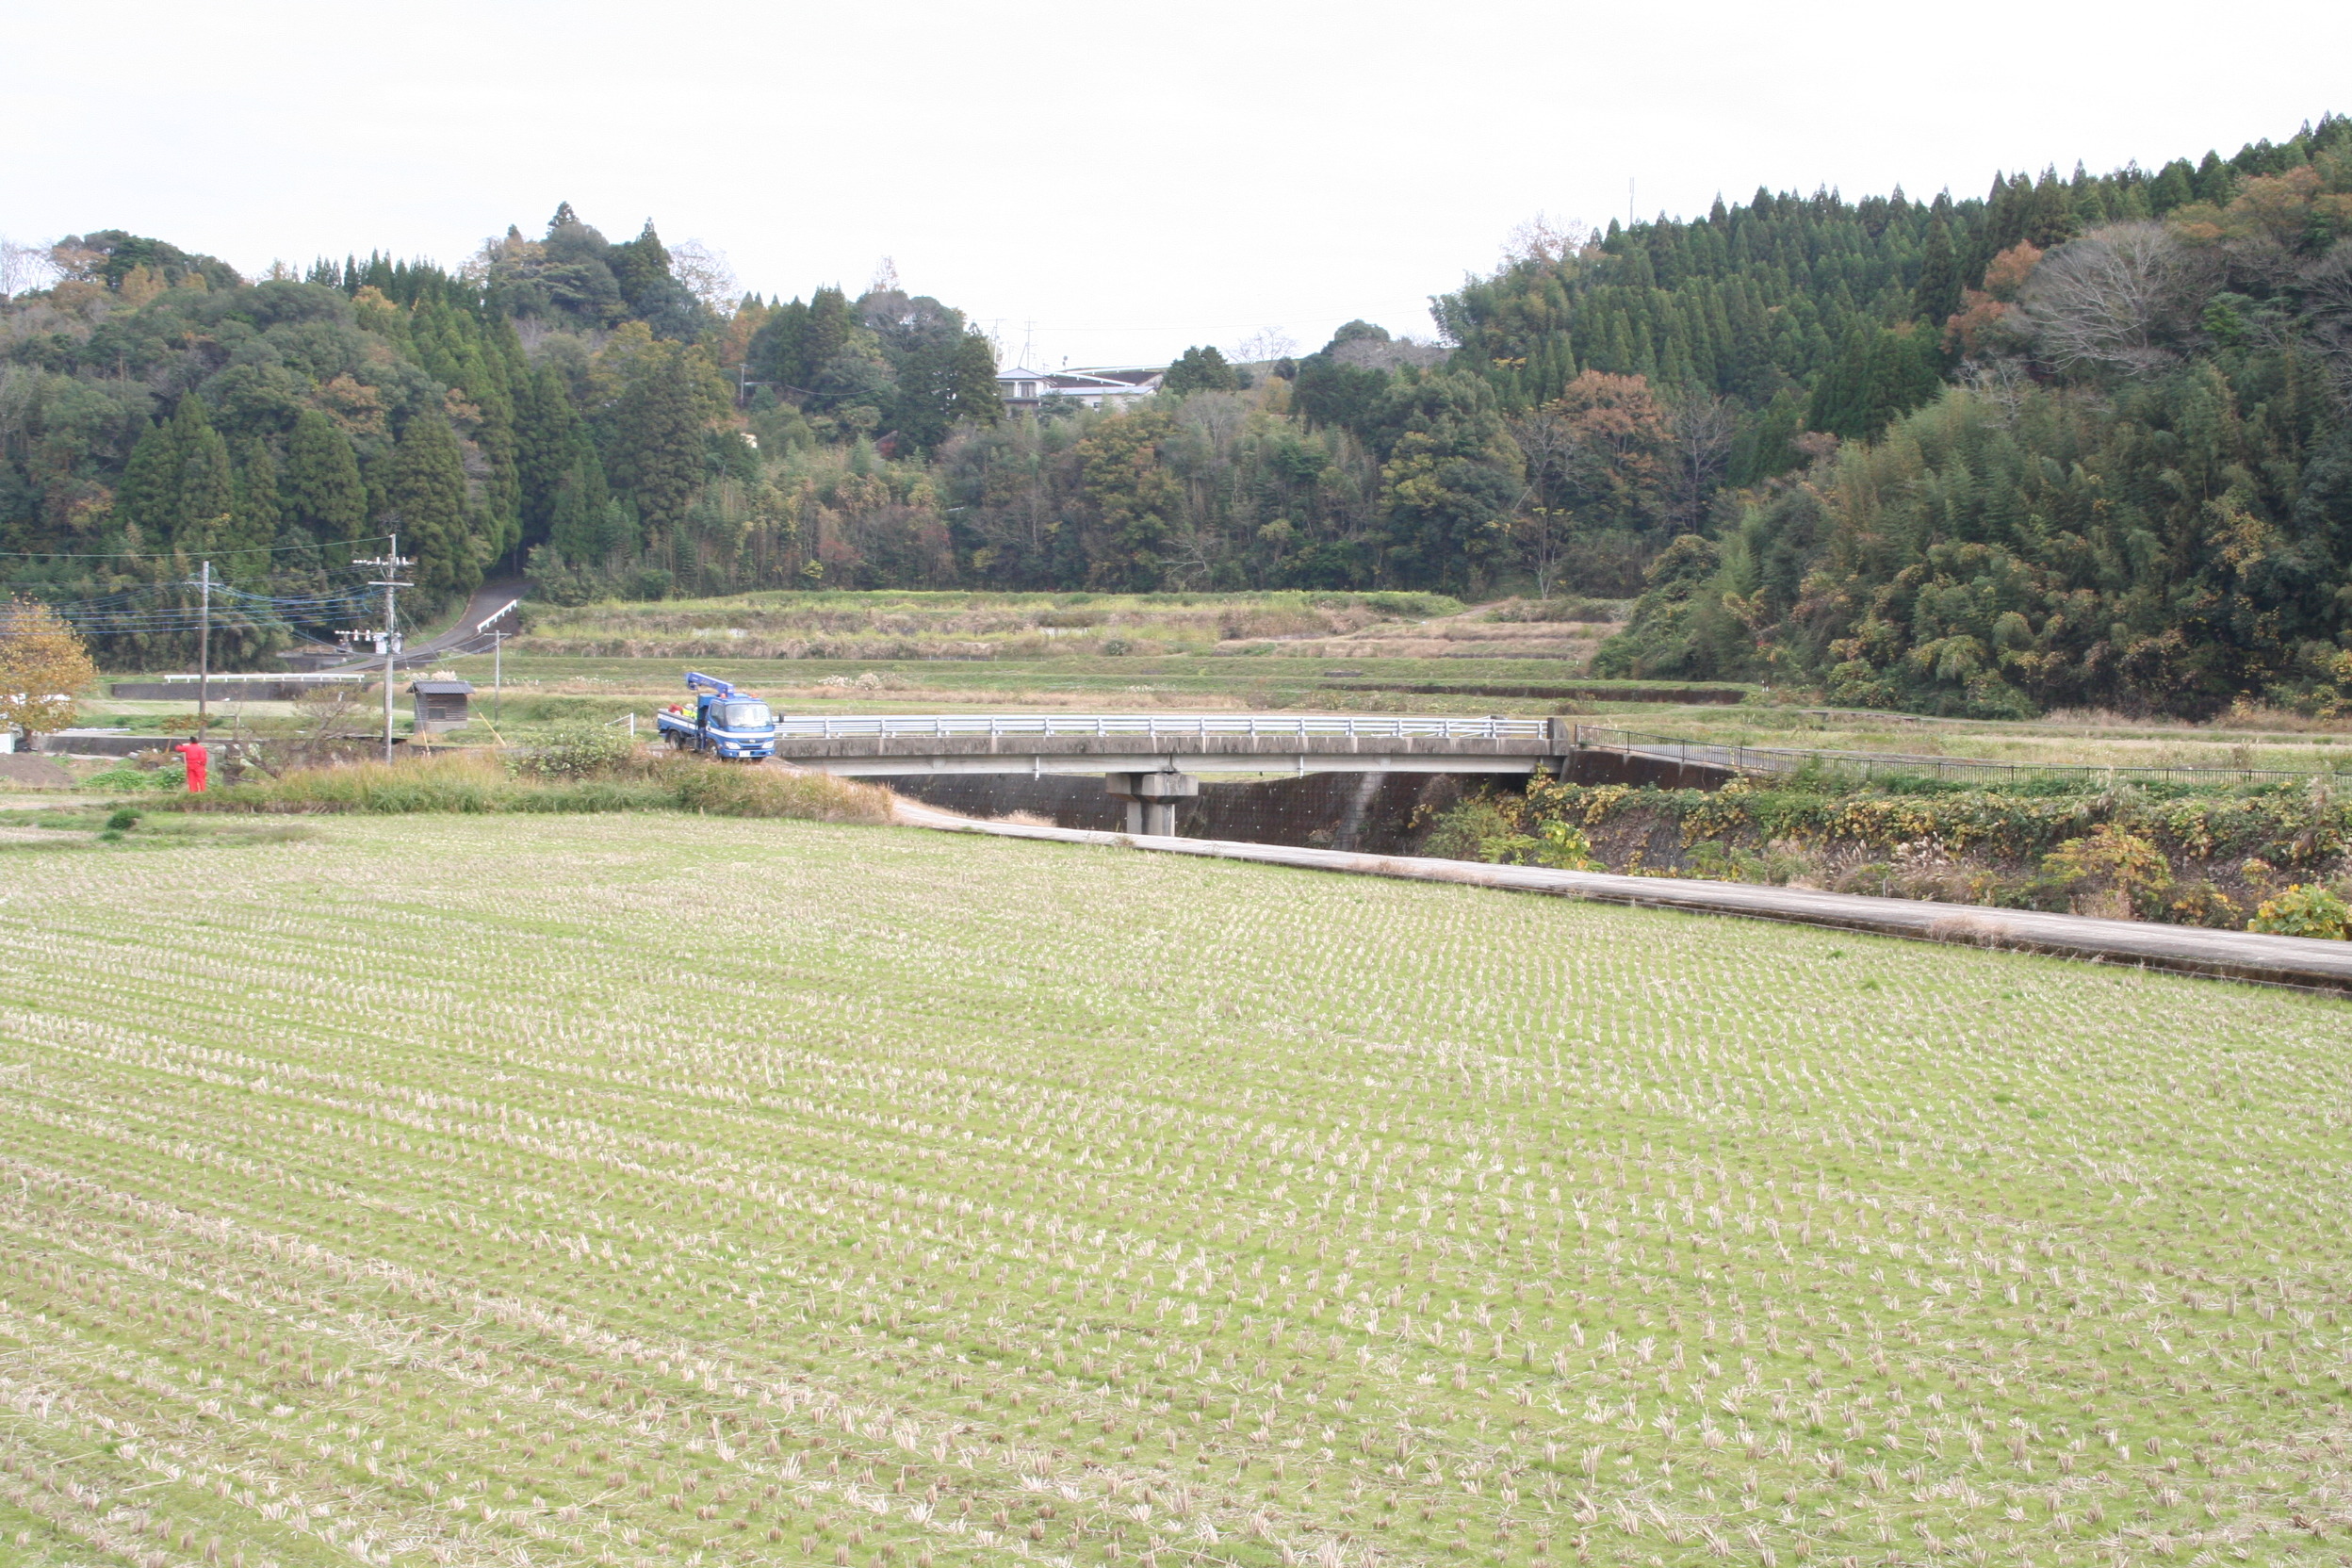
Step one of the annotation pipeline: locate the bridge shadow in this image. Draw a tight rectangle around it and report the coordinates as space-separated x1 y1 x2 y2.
886 747 1735 853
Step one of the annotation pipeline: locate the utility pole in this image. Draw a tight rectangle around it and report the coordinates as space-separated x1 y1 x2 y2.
352 534 415 764
471 598 519 727
194 560 213 739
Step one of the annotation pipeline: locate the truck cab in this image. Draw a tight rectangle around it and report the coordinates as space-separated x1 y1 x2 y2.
657 672 776 760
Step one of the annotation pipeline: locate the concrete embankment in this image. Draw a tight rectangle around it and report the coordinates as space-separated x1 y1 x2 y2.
891 800 2352 996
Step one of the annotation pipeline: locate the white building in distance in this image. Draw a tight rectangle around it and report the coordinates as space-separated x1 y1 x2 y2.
995 366 1165 413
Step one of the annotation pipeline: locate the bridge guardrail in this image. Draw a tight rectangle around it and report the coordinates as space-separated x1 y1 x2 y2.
773 713 1551 742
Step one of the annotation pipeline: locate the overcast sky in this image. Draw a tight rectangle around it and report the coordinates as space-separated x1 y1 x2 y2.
4 0 2345 371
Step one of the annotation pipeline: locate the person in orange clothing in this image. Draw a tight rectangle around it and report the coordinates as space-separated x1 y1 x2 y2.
172 740 207 792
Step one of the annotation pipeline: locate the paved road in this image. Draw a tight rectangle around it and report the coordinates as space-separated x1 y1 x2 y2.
316 581 523 672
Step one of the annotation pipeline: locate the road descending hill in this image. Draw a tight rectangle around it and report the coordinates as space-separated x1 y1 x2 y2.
1 815 2346 1567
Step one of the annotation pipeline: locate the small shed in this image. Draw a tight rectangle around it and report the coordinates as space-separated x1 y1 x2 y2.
407 678 475 733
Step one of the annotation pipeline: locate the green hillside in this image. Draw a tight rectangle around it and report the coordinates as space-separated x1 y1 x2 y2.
3 119 2348 716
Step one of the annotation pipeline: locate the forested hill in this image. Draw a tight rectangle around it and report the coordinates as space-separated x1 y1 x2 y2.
0 208 1000 666
4 118 2351 717
1577 116 2352 717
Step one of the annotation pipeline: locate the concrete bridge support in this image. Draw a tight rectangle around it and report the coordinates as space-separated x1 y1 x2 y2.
1103 770 1200 836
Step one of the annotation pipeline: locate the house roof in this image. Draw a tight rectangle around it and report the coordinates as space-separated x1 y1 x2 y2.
1069 367 1166 386
408 680 474 695
995 367 1165 396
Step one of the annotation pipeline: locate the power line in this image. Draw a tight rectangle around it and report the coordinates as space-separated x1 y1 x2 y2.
12 582 380 636
0 533 397 562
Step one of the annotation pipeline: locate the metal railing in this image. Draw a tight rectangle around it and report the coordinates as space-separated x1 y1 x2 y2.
151 671 367 683
773 712 1551 742
1574 725 2339 786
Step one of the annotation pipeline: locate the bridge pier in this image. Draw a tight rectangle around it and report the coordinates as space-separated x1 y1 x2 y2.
1103 770 1200 836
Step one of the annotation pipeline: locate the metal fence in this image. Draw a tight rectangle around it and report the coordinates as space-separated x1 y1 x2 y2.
1572 725 2339 787
772 713 1553 742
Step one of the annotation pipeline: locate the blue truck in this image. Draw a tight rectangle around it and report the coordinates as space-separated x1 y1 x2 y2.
655 672 777 760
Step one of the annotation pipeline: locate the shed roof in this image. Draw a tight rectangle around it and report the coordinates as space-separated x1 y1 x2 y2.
409 680 475 695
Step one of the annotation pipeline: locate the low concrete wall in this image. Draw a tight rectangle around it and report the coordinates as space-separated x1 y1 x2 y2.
110 678 371 701
894 806 2352 996
35 734 167 757
1560 746 1738 790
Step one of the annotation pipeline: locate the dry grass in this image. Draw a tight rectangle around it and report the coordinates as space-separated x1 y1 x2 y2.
161 751 894 824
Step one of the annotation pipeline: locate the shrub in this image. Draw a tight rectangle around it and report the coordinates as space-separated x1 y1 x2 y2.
2248 883 2351 939
1420 791 1595 870
661 760 892 823
522 722 637 779
1420 794 1523 863
2036 825 2173 919
87 756 187 792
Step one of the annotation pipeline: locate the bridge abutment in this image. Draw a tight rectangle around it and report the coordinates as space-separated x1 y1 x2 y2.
1102 770 1200 837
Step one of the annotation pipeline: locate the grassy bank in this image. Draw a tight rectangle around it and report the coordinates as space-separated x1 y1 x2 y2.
518 587 1473 662
1428 774 2352 933
161 751 893 823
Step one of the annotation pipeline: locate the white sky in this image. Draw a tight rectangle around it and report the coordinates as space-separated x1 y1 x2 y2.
3 0 2345 371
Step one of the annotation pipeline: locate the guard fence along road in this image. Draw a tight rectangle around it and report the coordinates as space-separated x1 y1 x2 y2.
772 713 1549 741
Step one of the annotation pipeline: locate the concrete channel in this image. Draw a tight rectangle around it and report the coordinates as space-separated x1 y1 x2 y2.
890 799 2352 997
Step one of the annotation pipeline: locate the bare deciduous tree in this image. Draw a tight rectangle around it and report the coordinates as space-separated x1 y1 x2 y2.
1499 211 1592 270
0 237 60 302
1505 406 1579 598
2299 242 2352 403
1665 392 1737 531
670 240 741 316
2022 222 2213 375
1232 328 1296 364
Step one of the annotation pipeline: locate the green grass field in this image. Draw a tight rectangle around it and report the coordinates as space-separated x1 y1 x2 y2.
2 815 2348 1568
73 584 2348 778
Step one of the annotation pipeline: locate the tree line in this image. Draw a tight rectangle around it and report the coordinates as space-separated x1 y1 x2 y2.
4 116 2348 716
1595 116 2352 718
0 209 1004 658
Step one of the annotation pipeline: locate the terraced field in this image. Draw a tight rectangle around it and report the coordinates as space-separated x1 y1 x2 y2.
1 814 2348 1568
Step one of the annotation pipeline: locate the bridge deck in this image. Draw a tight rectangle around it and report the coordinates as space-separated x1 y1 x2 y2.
770 713 1570 777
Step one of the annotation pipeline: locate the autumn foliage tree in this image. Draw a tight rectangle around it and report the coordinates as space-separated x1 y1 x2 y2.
0 598 98 736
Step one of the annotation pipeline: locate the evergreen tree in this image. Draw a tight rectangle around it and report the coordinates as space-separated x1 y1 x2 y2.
230 440 282 566
2148 159 2197 215
383 412 474 597
605 348 718 542
748 297 811 390
282 410 366 545
949 331 1003 427
514 365 586 549
1370 372 1521 593
1913 216 1963 327
1163 346 1240 396
117 418 182 543
170 397 237 552
549 453 632 565
607 220 670 308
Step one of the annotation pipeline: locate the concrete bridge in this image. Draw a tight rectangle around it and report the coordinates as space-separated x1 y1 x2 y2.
773 714 1716 834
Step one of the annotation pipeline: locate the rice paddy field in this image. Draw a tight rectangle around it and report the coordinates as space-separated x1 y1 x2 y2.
2 813 2349 1568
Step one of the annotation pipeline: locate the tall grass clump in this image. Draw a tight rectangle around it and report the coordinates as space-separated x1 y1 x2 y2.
165 750 891 823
